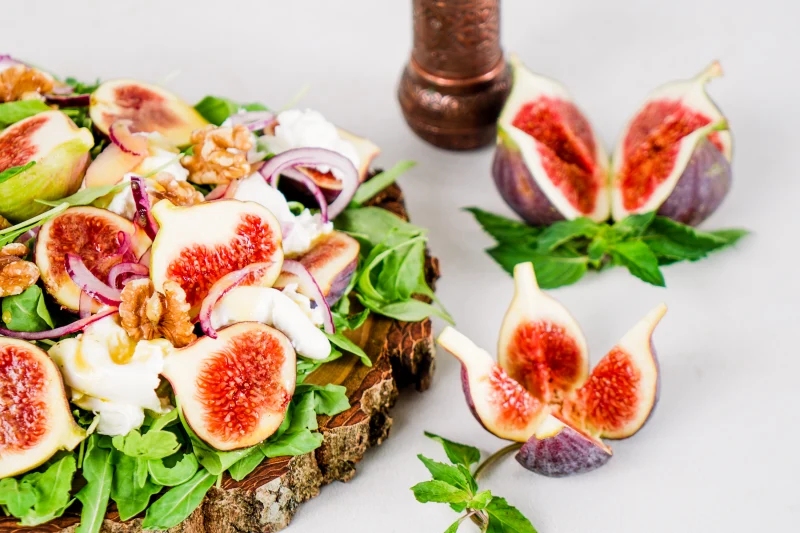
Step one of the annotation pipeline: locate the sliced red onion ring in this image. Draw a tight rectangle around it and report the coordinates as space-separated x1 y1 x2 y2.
130 175 159 240
280 260 334 334
109 120 148 157
138 245 152 266
0 55 22 69
65 254 122 306
227 111 276 130
45 93 91 107
198 262 275 339
108 262 149 290
50 84 74 95
0 308 118 341
222 179 241 199
205 183 229 201
79 291 92 319
116 231 132 258
276 168 328 222
15 226 40 244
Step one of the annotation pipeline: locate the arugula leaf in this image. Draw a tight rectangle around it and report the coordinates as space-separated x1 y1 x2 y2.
424 432 480 469
295 383 351 415
76 435 114 533
0 477 37 517
0 202 69 247
111 454 161 521
36 181 129 207
4 455 77 525
359 295 453 323
0 161 35 185
148 408 179 432
141 469 215 530
112 429 181 460
411 480 471 504
0 100 50 128
608 240 665 287
2 285 54 332
536 217 600 251
332 308 369 331
228 448 266 482
64 76 100 94
325 331 371 367
261 429 324 457
148 453 199 487
194 96 269 126
352 161 416 205
334 206 425 253
485 497 537 533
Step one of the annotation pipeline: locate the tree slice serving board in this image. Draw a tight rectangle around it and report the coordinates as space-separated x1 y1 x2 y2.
0 183 438 533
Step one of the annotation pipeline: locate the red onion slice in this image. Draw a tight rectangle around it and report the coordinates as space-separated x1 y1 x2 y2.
116 231 132 258
109 120 148 156
280 260 334 334
108 262 149 290
45 93 91 107
198 262 276 339
65 254 122 306
227 111 277 131
0 308 118 341
79 291 92 319
277 168 328 222
15 226 40 244
222 179 241 199
205 183 229 201
138 245 152 266
130 175 159 240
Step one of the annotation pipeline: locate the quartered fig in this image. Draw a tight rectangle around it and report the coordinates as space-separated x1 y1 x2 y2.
36 206 152 311
438 326 547 442
0 110 93 222
0 338 85 478
493 55 609 224
90 79 208 146
149 199 284 312
561 304 665 439
611 62 733 225
161 322 296 451
515 414 612 478
273 230 359 305
498 262 589 404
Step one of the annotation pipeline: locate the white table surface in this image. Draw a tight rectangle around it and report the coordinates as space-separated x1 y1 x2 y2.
4 1 798 531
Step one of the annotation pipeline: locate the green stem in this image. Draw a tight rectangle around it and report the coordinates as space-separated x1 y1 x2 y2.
473 442 523 481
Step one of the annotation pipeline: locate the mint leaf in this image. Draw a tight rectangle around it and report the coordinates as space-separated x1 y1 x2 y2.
111 454 161 521
0 100 50 128
465 207 541 245
536 217 600 251
411 480 471 504
644 216 748 264
36 181 129 207
76 435 114 533
141 469 215 530
417 455 473 493
148 453 199 487
424 432 481 469
112 429 180 460
325 331 371 367
352 160 416 205
2 285 54 332
0 161 35 185
485 497 537 533
469 490 493 510
486 244 588 288
612 212 656 237
609 240 665 287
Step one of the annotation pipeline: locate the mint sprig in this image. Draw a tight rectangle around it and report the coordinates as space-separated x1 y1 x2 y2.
412 433 537 533
467 208 747 288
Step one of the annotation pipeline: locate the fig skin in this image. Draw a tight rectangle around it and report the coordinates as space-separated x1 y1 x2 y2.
655 138 731 226
492 130 565 226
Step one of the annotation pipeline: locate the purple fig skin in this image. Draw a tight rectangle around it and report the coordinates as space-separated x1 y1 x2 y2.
460 366 494 435
492 138 565 226
515 424 612 477
656 138 731 226
325 257 357 306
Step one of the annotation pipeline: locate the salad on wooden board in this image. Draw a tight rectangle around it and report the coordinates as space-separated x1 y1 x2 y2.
0 55 449 532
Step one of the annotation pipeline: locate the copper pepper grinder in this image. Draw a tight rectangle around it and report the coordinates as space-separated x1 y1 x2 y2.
398 0 511 151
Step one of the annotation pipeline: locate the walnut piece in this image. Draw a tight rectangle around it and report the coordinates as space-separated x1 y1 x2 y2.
119 279 196 347
0 244 39 297
181 125 253 185
151 172 204 206
0 65 56 102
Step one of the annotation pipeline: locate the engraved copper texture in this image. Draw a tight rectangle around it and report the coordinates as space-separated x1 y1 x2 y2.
398 0 511 151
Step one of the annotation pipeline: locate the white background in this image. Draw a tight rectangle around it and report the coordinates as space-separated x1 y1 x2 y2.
4 1 798 531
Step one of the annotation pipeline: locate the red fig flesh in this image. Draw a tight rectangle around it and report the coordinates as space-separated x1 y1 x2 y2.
611 62 732 225
36 206 152 311
161 322 296 451
149 199 284 312
0 338 85 478
493 55 609 224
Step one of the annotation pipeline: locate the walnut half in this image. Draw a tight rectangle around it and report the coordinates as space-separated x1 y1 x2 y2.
0 65 56 102
119 279 196 348
151 172 204 206
0 243 39 297
181 125 253 185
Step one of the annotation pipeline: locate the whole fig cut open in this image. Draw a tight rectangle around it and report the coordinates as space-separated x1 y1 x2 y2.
0 337 85 478
161 322 296 451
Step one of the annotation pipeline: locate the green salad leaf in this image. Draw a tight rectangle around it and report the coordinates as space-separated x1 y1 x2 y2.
194 96 269 126
141 469 215 530
36 181 130 207
351 160 416 205
2 285 54 332
76 435 114 533
0 161 35 185
0 100 51 128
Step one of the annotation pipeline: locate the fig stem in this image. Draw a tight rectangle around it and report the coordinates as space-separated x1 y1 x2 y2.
473 442 523 481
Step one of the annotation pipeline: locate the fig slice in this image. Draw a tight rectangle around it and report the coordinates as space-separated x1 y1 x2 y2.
611 62 732 225
36 206 152 312
273 230 359 306
0 110 93 222
149 199 284 313
90 79 208 146
497 262 589 405
161 322 296 451
515 413 612 478
561 304 666 440
438 326 547 443
493 55 609 225
0 338 85 478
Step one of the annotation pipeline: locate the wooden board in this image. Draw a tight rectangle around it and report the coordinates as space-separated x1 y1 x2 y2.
0 183 438 533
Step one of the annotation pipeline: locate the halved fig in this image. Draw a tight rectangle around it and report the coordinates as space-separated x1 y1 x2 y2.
0 338 85 478
90 79 208 146
493 55 609 225
561 304 666 439
0 110 93 222
149 199 284 312
273 231 359 305
515 413 612 478
36 206 151 311
162 322 296 451
497 262 589 404
611 62 732 225
438 326 547 442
